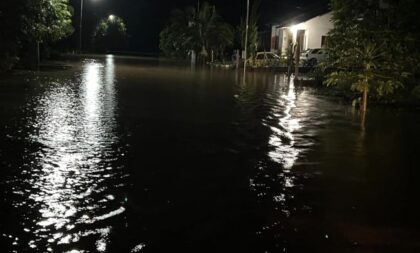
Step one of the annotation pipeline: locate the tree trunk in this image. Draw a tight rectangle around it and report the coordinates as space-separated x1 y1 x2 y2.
361 88 368 112
36 42 40 70
294 41 300 79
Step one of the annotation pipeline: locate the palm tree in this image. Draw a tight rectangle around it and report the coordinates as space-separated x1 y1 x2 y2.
159 7 200 58
196 2 233 61
160 2 234 61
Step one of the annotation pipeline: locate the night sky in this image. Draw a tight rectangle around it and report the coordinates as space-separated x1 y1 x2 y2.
68 0 329 53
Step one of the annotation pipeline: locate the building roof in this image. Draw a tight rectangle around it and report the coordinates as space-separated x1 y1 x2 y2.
272 4 331 28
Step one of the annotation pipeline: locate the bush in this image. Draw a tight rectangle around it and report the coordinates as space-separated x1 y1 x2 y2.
412 85 420 100
0 53 19 72
308 64 328 85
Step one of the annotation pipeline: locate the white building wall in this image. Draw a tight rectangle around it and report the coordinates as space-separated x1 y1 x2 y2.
270 26 282 53
303 12 333 49
270 12 334 54
281 28 292 55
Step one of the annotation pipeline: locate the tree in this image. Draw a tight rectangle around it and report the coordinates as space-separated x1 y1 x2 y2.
325 0 418 110
208 22 234 61
92 16 128 52
285 42 296 77
326 42 407 111
159 7 199 58
23 0 74 43
0 0 74 70
159 2 233 61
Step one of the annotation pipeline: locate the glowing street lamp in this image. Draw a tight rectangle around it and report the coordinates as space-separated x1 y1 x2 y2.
108 15 115 21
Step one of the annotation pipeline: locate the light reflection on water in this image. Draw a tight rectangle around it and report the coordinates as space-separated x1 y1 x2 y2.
9 56 127 252
268 76 301 169
246 74 318 240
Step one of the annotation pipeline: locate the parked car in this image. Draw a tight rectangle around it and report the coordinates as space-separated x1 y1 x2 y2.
251 52 282 67
300 48 328 66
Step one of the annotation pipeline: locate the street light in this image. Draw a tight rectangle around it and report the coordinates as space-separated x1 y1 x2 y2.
108 15 115 21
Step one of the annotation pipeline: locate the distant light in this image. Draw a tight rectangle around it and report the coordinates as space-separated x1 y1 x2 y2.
108 15 115 21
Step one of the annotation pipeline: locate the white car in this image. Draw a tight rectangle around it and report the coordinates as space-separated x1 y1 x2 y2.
300 48 328 66
251 52 282 67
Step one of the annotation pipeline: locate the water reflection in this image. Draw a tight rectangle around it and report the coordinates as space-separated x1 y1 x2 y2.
268 76 301 169
10 56 126 252
244 74 318 246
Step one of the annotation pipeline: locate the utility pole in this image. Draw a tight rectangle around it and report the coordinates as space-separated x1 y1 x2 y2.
243 0 250 76
79 0 84 53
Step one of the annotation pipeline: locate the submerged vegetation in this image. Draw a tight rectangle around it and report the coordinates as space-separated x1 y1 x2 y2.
325 0 420 108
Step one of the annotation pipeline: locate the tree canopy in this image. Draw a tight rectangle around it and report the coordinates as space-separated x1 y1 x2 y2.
92 15 128 52
325 0 420 109
0 0 74 70
159 2 234 61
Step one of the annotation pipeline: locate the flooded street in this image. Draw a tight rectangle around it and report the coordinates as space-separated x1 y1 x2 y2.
0 56 419 252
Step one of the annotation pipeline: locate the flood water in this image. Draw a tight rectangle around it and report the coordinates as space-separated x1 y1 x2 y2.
0 55 419 253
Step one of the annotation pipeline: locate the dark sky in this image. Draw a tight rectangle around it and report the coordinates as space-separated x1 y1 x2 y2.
69 0 329 53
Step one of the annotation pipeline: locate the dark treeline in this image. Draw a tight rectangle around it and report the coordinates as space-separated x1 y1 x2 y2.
1 0 419 108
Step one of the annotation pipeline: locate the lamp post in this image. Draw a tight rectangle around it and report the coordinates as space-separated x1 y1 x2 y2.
79 0 84 53
80 0 101 52
243 0 250 75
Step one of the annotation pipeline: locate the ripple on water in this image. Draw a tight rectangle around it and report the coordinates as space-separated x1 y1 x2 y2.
4 57 127 252
243 75 328 244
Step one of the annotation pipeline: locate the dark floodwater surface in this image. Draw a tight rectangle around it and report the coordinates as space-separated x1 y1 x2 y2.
0 56 419 253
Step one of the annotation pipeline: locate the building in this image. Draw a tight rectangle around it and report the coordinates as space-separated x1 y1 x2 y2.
270 11 333 56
